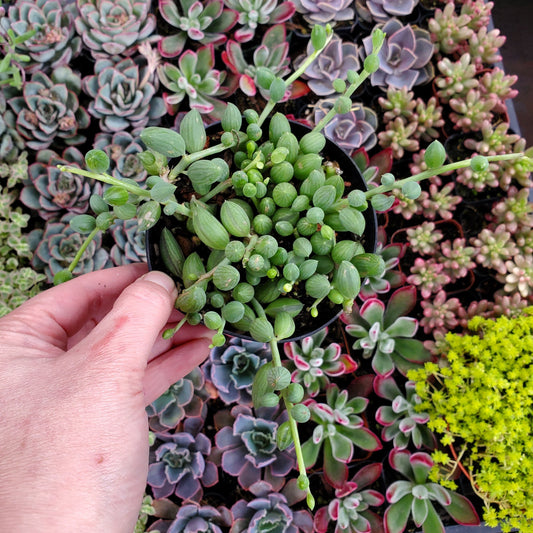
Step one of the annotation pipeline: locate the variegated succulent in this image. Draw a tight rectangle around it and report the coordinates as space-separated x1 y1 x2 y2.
158 0 238 57
223 0 295 43
158 44 227 116
343 286 432 377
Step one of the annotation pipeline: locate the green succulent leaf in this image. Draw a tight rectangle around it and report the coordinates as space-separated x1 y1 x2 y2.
141 127 186 157
265 298 304 318
70 214 96 234
180 109 206 153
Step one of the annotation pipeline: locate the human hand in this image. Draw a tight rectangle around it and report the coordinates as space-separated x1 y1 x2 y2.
0 263 212 532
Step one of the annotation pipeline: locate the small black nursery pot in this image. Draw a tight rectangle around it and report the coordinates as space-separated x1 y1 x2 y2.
146 120 378 344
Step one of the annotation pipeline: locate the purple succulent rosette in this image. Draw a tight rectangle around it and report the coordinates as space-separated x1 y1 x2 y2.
292 0 354 25
147 432 218 501
166 503 232 533
83 57 165 132
314 98 378 154
203 337 271 405
0 0 81 73
28 213 111 282
8 68 89 150
146 367 208 432
231 491 314 533
297 34 360 96
74 0 157 58
214 405 295 492
20 147 97 220
356 0 420 23
110 219 146 265
363 18 434 90
93 131 147 184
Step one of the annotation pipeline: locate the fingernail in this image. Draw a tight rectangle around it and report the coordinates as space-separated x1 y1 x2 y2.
142 271 176 294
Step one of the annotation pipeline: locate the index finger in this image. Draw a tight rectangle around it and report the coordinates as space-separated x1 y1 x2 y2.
7 264 151 349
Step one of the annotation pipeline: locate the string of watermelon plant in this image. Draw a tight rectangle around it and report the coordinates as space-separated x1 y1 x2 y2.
53 24 529 508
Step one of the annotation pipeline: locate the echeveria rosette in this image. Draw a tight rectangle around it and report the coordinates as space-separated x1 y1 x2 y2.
374 375 435 450
146 367 208 432
314 98 378 154
302 384 382 489
93 131 147 184
166 503 232 533
8 67 89 150
363 18 434 90
284 327 358 398
222 24 298 100
74 0 157 58
20 147 97 221
342 286 432 377
231 491 314 533
158 0 238 58
314 463 385 533
203 337 271 405
292 0 354 25
384 449 480 533
0 92 25 163
297 34 360 96
110 219 146 265
83 57 166 133
28 213 111 283
223 0 295 43
355 0 420 24
158 44 227 117
0 0 81 73
147 432 218 501
214 405 295 492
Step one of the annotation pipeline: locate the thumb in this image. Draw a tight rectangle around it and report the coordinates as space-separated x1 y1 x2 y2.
73 271 178 368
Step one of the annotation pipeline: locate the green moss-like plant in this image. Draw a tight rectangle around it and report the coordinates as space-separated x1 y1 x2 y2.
0 152 46 315
408 310 533 532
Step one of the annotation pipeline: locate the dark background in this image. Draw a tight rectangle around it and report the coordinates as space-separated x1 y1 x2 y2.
492 1 533 145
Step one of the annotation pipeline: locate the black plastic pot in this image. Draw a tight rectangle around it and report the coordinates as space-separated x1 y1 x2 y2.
146 120 378 343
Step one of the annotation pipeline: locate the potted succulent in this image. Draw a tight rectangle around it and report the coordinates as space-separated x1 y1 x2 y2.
1 1 533 532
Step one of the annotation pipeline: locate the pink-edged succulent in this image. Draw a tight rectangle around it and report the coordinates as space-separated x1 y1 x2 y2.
434 53 478 103
449 89 496 132
292 0 354 25
419 182 461 220
352 146 394 186
158 44 228 117
359 230 406 300
343 286 432 377
355 0 419 24
222 24 305 101
497 255 533 299
374 375 435 450
491 186 533 234
378 117 419 160
466 26 505 68
284 326 357 398
301 384 382 489
384 449 480 533
158 0 238 58
314 463 385 533
224 0 295 43
428 2 474 55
